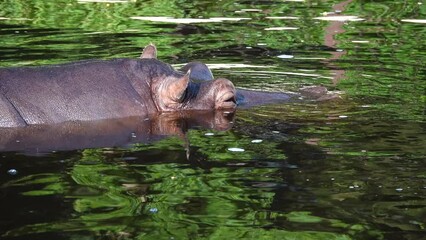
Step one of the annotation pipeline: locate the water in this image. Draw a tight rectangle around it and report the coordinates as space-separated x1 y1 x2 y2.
1 0 425 239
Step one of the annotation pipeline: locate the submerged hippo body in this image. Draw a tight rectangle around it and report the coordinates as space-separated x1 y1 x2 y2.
0 45 237 127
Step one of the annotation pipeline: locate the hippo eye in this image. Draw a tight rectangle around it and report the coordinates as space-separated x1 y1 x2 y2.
177 88 188 103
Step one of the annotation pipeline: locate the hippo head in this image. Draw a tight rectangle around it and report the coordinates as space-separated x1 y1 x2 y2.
151 70 237 111
141 44 237 112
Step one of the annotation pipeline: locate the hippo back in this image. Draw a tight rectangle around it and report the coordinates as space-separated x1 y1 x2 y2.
0 59 153 125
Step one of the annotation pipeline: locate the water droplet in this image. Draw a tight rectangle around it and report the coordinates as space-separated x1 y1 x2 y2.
228 148 245 152
7 169 18 175
331 178 335 181
251 139 263 143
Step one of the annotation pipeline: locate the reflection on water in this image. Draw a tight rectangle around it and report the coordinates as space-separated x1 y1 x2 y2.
0 0 425 239
0 111 235 154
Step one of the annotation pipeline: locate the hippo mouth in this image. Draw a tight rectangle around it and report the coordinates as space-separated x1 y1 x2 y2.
217 92 237 109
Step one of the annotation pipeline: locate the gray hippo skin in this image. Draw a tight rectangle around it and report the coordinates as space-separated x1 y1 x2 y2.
0 44 237 127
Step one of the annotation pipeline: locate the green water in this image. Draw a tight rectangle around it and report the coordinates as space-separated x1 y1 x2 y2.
0 0 425 239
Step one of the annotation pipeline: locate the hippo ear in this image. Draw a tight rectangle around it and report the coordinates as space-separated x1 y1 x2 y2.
140 43 157 59
168 70 191 102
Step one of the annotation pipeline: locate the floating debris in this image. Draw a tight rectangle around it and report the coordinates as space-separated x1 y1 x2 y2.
204 132 215 136
251 139 263 143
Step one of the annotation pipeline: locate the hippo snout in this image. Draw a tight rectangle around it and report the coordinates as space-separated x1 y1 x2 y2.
214 78 237 109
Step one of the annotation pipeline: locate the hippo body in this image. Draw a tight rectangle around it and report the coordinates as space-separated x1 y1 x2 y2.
1 59 154 126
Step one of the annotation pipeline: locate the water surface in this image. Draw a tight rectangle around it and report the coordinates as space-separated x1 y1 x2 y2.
0 0 425 239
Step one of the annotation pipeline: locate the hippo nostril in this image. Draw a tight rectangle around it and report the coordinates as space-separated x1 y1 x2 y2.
218 92 235 103
216 91 237 109
224 96 236 103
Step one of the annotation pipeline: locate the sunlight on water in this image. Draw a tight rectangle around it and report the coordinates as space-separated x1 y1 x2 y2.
264 27 298 31
130 16 251 24
401 19 426 23
78 0 133 3
174 63 270 70
313 15 364 21
234 70 333 79
265 16 299 20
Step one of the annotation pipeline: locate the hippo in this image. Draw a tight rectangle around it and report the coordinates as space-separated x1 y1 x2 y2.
0 44 240 127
